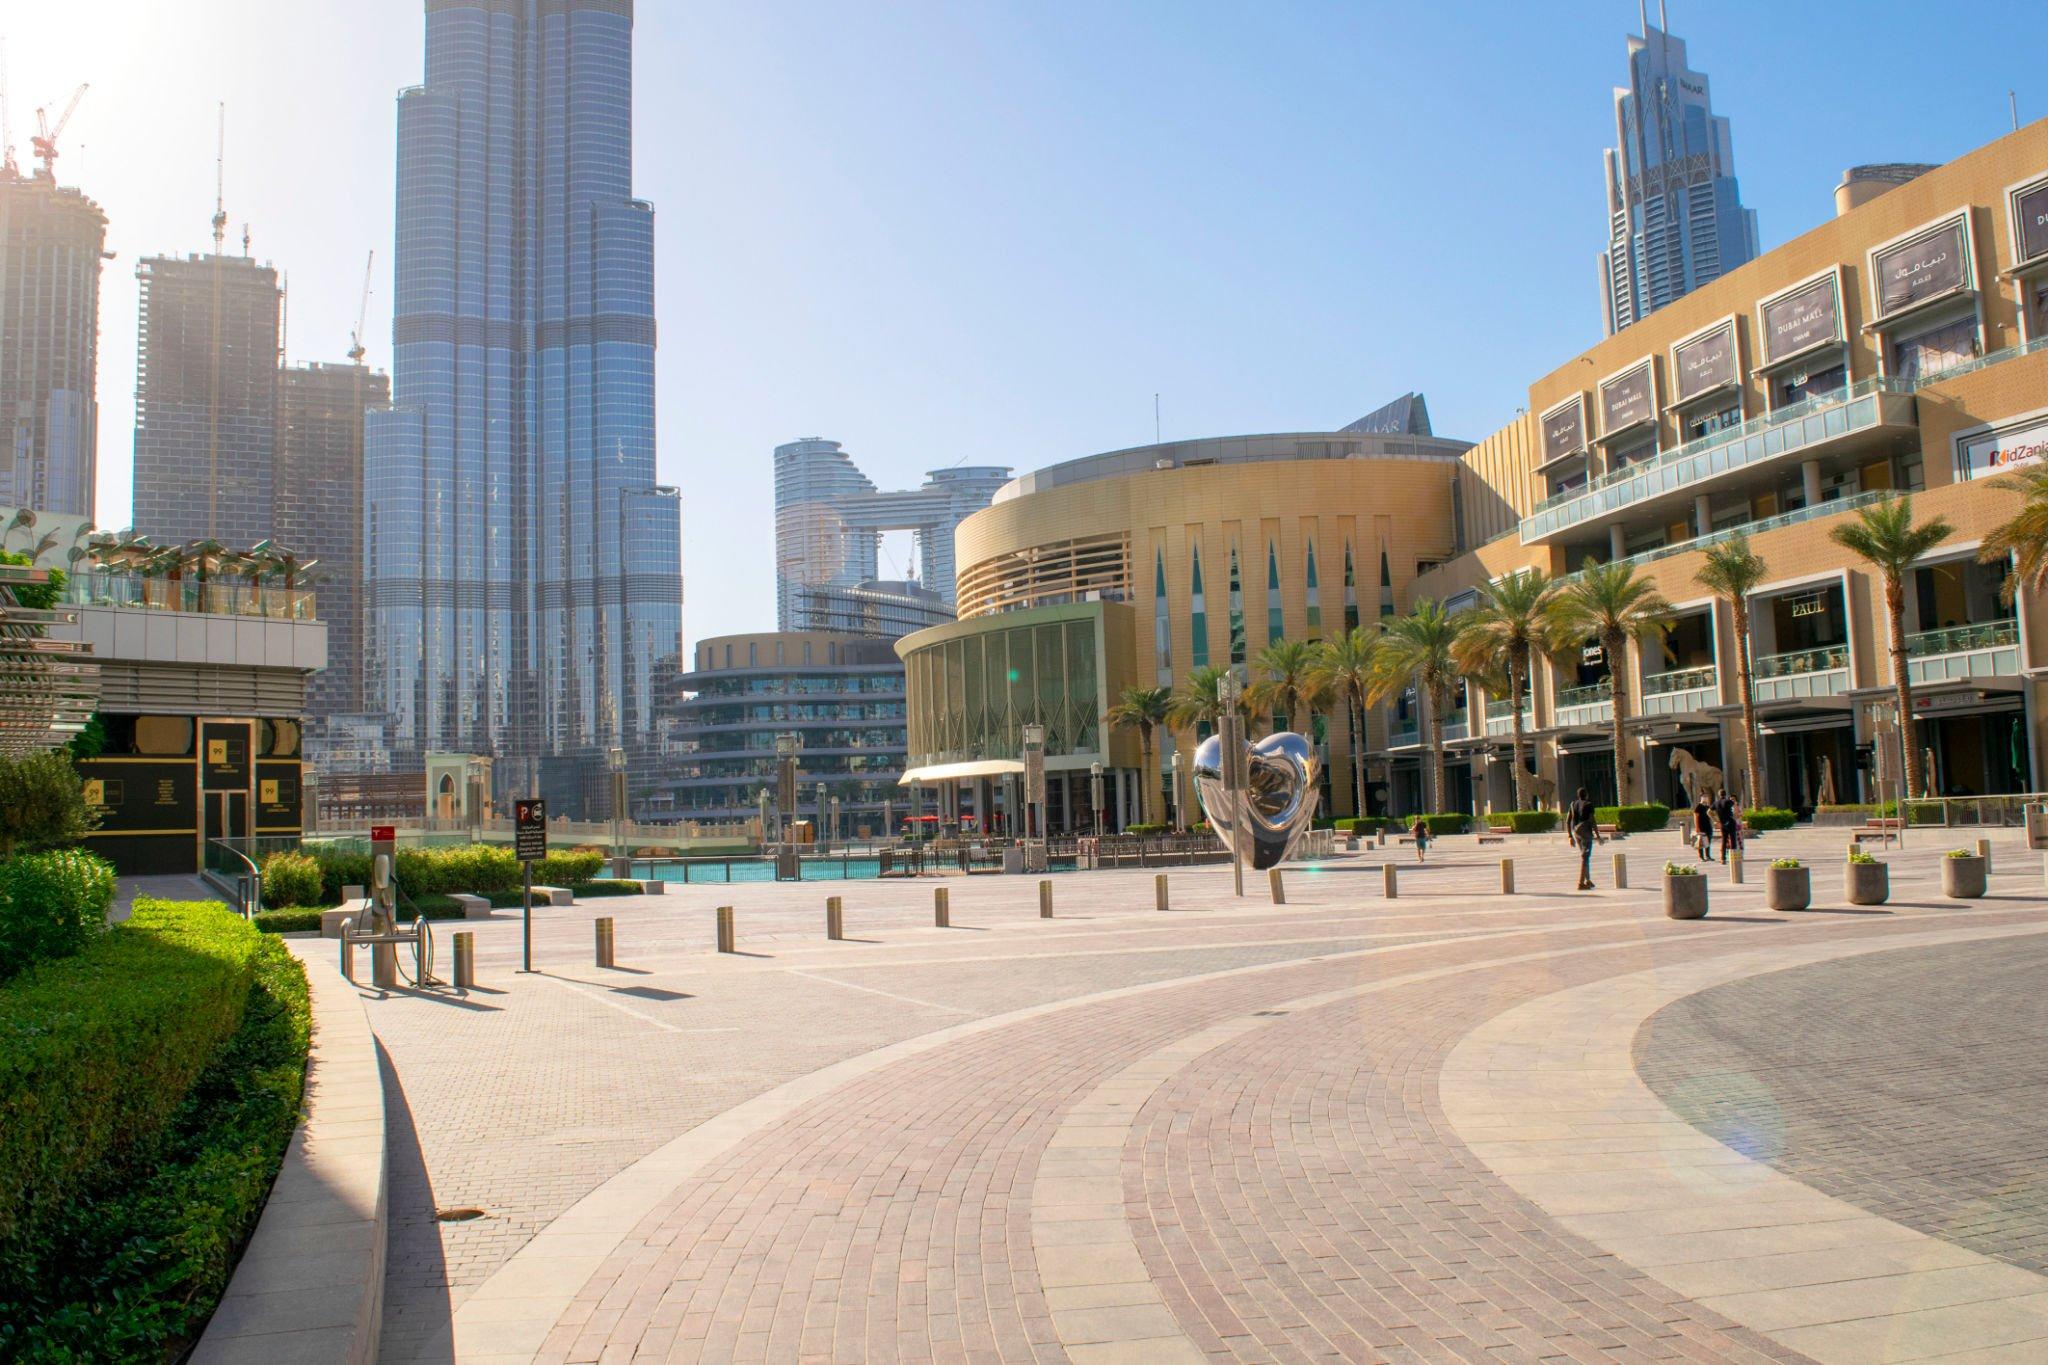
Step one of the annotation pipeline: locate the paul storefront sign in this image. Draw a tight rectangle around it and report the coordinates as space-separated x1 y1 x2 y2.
1957 417 2048 480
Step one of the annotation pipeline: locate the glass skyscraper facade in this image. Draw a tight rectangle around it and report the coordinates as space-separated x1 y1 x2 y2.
366 0 681 813
1598 11 1758 335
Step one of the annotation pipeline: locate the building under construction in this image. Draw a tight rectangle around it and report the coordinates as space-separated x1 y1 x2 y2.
129 251 282 548
0 166 107 518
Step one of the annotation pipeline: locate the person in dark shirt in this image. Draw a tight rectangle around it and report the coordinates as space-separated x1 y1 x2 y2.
1692 797 1715 860
1715 792 1742 862
1568 788 1598 890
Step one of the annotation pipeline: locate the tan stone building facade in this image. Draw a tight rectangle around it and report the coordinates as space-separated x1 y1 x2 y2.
904 119 2048 826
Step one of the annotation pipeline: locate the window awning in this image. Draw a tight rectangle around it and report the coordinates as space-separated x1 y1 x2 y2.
899 759 1027 785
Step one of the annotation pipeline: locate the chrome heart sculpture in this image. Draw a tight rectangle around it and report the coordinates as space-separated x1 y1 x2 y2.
1192 731 1321 870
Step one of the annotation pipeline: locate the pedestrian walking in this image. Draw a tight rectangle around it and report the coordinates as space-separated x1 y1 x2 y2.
1411 815 1430 863
1568 787 1598 890
1692 796 1715 860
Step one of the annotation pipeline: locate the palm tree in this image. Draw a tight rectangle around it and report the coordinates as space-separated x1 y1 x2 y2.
1550 559 1673 805
1830 494 1955 798
1103 685 1172 824
1308 626 1378 822
1694 534 1768 809
1978 463 2048 604
1247 637 1329 735
1166 663 1246 734
1452 568 1560 811
1369 599 1467 814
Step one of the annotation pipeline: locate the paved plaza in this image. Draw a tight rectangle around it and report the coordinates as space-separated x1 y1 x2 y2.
322 829 2048 1363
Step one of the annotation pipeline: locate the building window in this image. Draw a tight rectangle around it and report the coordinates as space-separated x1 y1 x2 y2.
1190 546 1209 668
1343 543 1359 632
1686 401 1742 442
1890 316 1979 381
1153 549 1171 685
1775 362 1846 408
1379 548 1394 618
1266 542 1283 643
1227 544 1246 666
1304 542 1322 638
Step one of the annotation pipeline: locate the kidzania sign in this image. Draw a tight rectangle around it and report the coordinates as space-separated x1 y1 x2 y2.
1958 418 2048 480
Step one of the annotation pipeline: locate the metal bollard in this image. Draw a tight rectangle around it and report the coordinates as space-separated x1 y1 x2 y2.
934 886 950 927
1978 837 1992 874
452 931 475 989
826 895 844 940
716 905 735 954
1729 850 1744 884
1155 873 1170 911
1039 879 1053 918
1500 858 1515 894
1269 868 1285 904
1376 829 1387 848
595 916 615 968
1383 862 1398 899
1613 852 1627 889
339 923 355 981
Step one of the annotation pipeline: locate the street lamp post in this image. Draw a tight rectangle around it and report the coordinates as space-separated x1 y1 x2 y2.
1021 722 1046 839
1090 761 1105 837
815 781 828 850
607 746 629 876
1169 748 1183 833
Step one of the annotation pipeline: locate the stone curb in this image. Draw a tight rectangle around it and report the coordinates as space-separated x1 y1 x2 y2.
192 942 387 1365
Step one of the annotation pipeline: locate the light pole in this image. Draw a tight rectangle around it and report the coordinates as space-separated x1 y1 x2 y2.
1090 760 1105 837
607 746 628 875
1169 748 1183 833
815 780 828 848
1021 722 1046 839
756 788 772 847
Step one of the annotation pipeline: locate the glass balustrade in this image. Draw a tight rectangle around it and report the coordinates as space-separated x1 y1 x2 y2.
1555 679 1613 708
1643 664 1717 695
1754 644 1849 677
1905 620 2018 656
64 570 318 620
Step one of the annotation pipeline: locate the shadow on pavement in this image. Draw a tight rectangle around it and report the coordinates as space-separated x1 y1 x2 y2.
377 1037 454 1364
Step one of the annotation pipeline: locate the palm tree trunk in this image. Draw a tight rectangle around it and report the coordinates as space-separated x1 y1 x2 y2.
1606 627 1631 805
1427 684 1449 814
1349 690 1367 821
1139 726 1155 825
1508 651 1531 809
1734 600 1763 809
1888 576 1923 798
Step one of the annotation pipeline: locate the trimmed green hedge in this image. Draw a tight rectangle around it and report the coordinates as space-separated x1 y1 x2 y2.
1334 817 1392 834
252 906 324 934
0 848 116 982
1593 803 1671 833
0 899 258 1245
570 879 643 897
259 850 322 909
1743 807 1798 831
295 842 609 902
1487 810 1561 834
1406 814 1469 836
0 917 309 1360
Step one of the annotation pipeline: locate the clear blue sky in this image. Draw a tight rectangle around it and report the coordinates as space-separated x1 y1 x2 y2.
11 1 2038 649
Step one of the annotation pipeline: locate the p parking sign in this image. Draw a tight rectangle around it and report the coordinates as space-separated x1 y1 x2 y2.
515 799 547 863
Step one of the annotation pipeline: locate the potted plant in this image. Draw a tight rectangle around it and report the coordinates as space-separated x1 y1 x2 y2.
1663 861 1708 919
1765 856 1810 911
1844 846 1889 905
1942 847 1987 899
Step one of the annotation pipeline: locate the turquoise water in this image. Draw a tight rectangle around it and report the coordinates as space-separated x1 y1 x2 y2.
640 857 886 884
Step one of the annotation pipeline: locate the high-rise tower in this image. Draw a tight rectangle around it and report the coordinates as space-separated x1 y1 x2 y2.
130 251 282 547
0 168 106 518
1598 6 1758 335
365 0 682 814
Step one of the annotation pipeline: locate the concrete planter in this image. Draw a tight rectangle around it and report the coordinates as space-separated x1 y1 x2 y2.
1663 872 1709 919
1942 854 1987 899
1764 865 1810 911
1844 861 1890 905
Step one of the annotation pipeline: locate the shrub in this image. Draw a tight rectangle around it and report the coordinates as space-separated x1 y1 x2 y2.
0 550 63 609
536 849 605 886
252 906 326 934
1664 861 1700 876
1947 847 1976 859
1770 857 1803 870
259 850 323 909
0 924 308 1360
1123 822 1169 835
0 848 116 982
1743 807 1798 831
0 751 99 857
397 843 522 896
1594 803 1671 834
301 842 371 904
0 899 258 1247
1847 846 1879 864
570 879 643 897
1488 810 1560 834
1415 813 1469 836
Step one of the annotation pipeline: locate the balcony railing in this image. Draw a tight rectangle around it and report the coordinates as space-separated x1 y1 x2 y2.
1440 710 1470 741
1906 620 2018 657
1390 724 1419 747
1643 664 1717 695
1521 376 1914 543
1555 679 1613 708
1605 490 1887 575
1755 644 1849 678
1484 697 1531 719
64 570 317 621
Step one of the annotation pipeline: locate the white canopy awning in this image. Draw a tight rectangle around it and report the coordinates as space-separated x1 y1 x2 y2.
899 759 1027 786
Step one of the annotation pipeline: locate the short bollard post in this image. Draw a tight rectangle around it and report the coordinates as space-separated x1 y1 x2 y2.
1500 857 1515 894
715 905 735 954
1268 868 1285 904
826 895 844 940
1613 852 1627 889
1729 850 1744 884
452 931 475 989
1383 862 1398 899
1155 873 1170 911
934 886 950 927
340 932 355 981
1978 837 1992 874
594 916 615 968
1038 879 1053 918
1376 829 1387 848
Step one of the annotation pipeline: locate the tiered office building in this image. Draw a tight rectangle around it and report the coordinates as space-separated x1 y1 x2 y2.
0 167 107 518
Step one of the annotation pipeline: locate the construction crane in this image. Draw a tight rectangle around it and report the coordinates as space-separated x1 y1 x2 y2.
31 83 86 178
348 250 374 364
0 42 17 178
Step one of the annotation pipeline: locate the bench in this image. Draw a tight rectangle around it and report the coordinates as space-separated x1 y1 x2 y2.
450 893 494 918
531 884 574 906
1477 833 1506 845
321 900 368 939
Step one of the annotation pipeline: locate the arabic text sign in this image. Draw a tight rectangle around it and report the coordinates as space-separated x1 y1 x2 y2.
2019 182 2048 264
1540 397 1586 465
1876 218 1967 316
1673 324 1735 402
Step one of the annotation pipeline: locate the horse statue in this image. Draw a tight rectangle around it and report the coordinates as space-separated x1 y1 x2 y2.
1527 772 1558 810
1668 747 1725 806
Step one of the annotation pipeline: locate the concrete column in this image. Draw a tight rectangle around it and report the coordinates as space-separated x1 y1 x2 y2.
1802 458 1823 506
1609 524 1627 560
1694 493 1712 538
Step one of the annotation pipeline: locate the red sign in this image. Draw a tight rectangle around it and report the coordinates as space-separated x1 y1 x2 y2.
371 825 395 843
